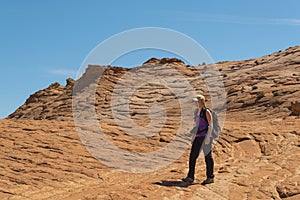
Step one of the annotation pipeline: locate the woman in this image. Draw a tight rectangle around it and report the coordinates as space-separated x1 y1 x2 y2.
182 94 215 185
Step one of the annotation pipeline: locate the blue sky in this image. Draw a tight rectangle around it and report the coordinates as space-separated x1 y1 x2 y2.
1 0 300 119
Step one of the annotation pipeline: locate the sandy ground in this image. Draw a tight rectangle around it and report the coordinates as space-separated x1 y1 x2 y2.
0 117 299 199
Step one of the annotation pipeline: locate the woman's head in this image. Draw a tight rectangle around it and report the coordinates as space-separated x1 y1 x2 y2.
193 94 206 108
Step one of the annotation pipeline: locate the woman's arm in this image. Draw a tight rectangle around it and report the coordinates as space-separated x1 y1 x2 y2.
205 109 213 144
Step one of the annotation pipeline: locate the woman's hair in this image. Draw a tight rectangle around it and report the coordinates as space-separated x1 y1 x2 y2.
199 97 206 108
193 94 206 107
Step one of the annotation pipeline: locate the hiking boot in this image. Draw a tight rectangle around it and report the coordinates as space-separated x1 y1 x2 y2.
181 177 194 183
201 177 214 185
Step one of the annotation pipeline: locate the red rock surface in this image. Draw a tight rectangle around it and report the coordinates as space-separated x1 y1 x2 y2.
1 46 300 199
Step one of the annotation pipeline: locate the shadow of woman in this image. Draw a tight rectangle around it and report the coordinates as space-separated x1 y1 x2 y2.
153 180 197 188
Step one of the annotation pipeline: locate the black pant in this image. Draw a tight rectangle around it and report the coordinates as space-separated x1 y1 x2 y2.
187 136 214 180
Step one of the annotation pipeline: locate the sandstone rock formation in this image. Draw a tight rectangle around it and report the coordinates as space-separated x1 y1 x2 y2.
8 78 74 120
143 57 185 64
9 46 300 121
1 46 300 199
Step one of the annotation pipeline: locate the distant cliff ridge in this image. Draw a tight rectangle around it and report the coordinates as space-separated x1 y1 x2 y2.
8 46 300 121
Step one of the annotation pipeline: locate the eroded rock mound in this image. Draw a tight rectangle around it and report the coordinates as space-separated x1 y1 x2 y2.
143 57 185 64
8 79 74 120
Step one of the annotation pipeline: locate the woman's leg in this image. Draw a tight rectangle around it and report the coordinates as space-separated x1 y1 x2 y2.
203 137 214 178
187 137 205 179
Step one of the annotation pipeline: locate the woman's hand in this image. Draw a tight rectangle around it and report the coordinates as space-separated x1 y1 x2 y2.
205 136 211 145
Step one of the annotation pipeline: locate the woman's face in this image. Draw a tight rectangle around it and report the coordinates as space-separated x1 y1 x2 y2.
195 100 203 107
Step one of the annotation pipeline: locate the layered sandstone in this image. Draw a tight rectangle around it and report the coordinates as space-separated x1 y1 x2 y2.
1 46 300 199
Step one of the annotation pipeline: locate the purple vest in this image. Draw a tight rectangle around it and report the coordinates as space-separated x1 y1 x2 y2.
195 108 209 137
